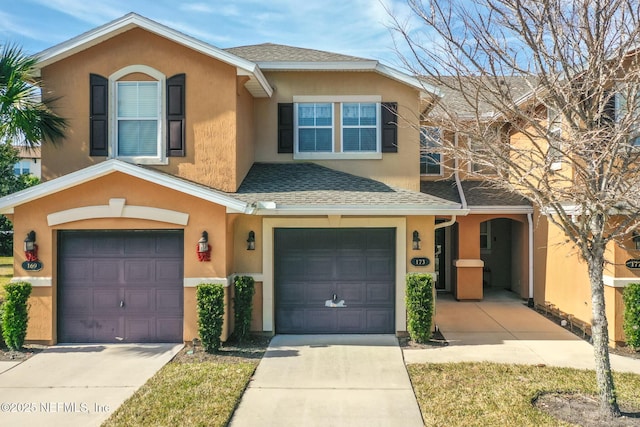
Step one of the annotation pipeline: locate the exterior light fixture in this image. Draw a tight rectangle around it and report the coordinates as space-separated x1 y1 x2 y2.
633 232 640 250
197 231 211 262
247 231 256 250
24 230 38 261
412 230 421 250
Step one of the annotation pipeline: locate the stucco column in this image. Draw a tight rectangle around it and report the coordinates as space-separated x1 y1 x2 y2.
454 219 484 300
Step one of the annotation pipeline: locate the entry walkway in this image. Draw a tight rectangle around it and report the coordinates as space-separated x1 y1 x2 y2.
403 291 640 374
229 335 424 427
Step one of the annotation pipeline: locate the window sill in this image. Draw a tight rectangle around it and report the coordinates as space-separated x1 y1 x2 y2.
115 156 169 166
294 152 382 160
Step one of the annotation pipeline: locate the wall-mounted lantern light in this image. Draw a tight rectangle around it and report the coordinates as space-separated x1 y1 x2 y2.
197 231 211 262
412 230 421 250
633 231 640 250
247 231 256 250
24 230 38 261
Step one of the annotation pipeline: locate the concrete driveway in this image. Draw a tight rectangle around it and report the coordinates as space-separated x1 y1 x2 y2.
0 343 182 426
404 292 640 374
229 335 424 427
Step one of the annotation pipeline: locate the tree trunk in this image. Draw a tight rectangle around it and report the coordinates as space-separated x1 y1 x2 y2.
587 250 621 418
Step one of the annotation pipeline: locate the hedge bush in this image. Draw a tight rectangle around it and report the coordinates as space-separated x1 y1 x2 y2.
196 283 225 353
623 283 640 349
2 281 32 350
406 273 435 344
233 275 255 342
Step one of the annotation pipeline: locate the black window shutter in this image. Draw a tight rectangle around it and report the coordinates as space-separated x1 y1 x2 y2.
167 73 186 157
89 74 108 156
278 103 294 153
601 90 616 124
381 102 398 153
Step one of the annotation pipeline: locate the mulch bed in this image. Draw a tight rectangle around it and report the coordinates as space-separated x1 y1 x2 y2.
171 334 272 364
0 344 46 362
534 393 640 427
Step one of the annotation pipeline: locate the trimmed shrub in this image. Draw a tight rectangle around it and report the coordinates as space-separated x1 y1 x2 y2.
2 281 32 350
623 283 640 349
196 283 225 353
233 275 255 342
406 273 435 344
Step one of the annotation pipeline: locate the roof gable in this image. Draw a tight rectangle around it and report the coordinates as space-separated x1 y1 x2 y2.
34 13 272 98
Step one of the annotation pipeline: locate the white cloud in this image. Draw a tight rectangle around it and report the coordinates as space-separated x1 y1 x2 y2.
29 0 125 25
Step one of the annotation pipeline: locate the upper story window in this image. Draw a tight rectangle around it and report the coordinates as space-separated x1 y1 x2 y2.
614 90 640 146
420 126 442 175
342 103 378 152
547 106 563 169
89 66 186 163
288 96 387 160
116 81 161 158
297 103 333 152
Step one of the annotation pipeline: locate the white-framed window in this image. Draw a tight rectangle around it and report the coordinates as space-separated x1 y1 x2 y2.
420 126 442 175
341 103 379 152
480 220 491 250
109 65 166 165
13 160 31 175
614 89 640 146
297 103 333 152
293 95 383 160
469 140 496 175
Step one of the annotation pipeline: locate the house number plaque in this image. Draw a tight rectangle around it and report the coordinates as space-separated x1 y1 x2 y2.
411 257 430 267
625 259 640 269
22 261 43 272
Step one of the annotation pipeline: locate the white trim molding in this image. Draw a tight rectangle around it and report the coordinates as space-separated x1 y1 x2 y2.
47 198 189 226
603 275 640 288
11 277 52 287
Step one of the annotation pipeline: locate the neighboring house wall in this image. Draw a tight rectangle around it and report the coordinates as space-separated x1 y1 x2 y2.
40 28 242 192
253 71 422 191
14 146 41 178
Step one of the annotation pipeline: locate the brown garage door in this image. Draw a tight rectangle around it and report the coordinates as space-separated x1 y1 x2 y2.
275 228 395 334
58 230 184 343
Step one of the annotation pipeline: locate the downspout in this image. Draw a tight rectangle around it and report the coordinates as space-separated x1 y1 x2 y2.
527 212 534 307
453 131 468 210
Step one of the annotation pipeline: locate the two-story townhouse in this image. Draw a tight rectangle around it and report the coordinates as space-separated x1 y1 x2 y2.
0 13 466 345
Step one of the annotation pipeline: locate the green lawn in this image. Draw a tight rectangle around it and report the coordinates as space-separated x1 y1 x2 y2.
102 357 258 427
0 256 12 299
408 362 640 426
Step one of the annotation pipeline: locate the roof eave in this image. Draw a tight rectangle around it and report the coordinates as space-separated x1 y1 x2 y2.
250 205 467 216
468 205 534 214
0 159 249 214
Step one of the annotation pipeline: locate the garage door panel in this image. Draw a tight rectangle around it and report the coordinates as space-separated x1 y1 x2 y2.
304 256 334 278
367 231 394 250
156 318 183 342
93 289 120 310
337 310 365 332
366 310 394 331
156 290 183 310
337 282 365 305
336 257 366 278
305 230 337 250
366 257 394 279
156 260 183 282
277 281 306 304
367 282 395 303
338 229 367 250
62 260 91 281
124 236 154 255
124 289 154 310
93 260 121 281
276 308 305 332
305 282 335 304
59 230 183 343
305 309 337 332
124 260 154 282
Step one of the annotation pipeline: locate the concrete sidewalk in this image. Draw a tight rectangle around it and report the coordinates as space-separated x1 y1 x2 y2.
229 335 424 427
0 343 182 427
403 292 640 374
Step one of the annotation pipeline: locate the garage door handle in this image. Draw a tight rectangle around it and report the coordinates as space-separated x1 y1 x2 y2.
120 300 125 308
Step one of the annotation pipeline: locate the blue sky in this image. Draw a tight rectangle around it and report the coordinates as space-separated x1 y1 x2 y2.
0 0 417 67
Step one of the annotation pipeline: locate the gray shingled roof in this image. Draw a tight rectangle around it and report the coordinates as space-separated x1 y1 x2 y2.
234 163 460 209
425 76 537 117
225 43 369 63
421 180 531 207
